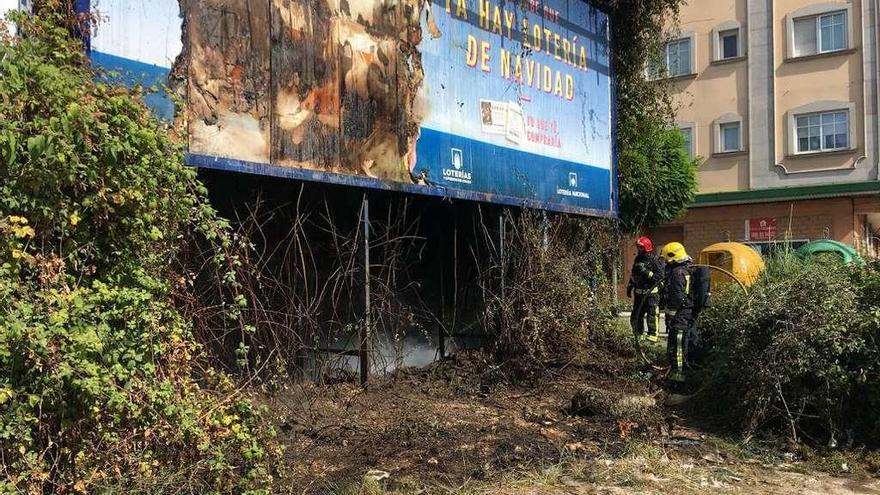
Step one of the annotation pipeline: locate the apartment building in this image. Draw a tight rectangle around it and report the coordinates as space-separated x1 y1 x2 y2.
644 0 880 259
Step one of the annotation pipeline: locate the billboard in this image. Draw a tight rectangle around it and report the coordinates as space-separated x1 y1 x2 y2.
74 0 616 216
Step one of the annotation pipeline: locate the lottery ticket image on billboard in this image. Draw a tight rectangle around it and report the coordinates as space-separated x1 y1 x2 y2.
480 99 508 136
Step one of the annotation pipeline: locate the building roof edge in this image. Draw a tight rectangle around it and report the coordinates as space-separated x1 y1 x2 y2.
692 181 880 207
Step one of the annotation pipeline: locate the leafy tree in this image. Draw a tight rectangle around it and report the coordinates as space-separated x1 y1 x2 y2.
597 0 699 232
0 4 273 493
618 124 698 231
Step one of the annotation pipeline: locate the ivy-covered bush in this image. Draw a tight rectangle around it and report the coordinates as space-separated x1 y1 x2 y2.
0 4 273 493
696 254 880 447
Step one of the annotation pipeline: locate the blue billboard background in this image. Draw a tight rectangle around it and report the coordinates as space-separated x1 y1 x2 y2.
415 0 614 214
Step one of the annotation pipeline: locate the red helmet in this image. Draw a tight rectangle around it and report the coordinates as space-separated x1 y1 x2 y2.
636 236 654 253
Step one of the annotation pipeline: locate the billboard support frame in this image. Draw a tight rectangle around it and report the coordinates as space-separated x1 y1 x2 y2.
360 194 371 386
187 153 618 219
607 0 621 220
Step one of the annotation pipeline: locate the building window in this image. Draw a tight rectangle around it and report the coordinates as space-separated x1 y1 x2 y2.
720 122 741 152
719 29 739 59
666 38 692 76
796 110 849 153
647 34 696 79
820 11 847 52
680 127 694 157
713 113 745 155
712 21 744 62
786 101 856 157
793 11 848 57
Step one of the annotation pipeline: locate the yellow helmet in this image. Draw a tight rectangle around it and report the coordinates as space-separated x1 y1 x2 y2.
660 242 690 263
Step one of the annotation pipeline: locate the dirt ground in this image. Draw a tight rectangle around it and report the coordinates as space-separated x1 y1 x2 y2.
256 345 880 494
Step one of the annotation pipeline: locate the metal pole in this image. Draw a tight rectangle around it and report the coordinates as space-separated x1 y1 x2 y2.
612 260 619 306
499 210 505 301
439 246 446 358
452 212 458 343
359 194 370 387
440 213 458 359
541 211 549 253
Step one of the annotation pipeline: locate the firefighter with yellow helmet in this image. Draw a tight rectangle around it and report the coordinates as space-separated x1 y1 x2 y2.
659 242 695 384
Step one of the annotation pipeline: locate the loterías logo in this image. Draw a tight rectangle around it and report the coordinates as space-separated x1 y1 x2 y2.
452 148 463 169
443 148 473 184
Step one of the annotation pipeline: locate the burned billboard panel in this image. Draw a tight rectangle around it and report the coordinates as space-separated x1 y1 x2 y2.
184 0 272 163
83 0 616 217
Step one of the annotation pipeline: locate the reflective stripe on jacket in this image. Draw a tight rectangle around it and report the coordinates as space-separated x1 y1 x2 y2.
666 263 693 310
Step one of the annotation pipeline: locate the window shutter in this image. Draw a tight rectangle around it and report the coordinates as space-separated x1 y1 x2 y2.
793 17 817 57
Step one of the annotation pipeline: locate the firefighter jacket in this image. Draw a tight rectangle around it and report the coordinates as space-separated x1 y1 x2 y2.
628 253 664 295
665 262 694 310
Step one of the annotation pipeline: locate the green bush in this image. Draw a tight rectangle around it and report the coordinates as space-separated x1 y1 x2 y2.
696 254 880 446
0 275 271 493
0 5 273 493
844 259 880 443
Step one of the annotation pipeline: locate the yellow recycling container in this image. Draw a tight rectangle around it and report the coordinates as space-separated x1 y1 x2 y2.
697 242 765 289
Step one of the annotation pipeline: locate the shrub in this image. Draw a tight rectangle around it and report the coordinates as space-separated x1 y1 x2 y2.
0 5 273 493
696 254 880 446
0 274 271 493
481 212 617 377
843 259 880 443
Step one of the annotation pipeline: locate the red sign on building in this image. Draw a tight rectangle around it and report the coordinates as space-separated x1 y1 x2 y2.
747 218 777 241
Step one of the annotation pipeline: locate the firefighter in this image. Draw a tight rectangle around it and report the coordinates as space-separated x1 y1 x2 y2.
659 242 695 384
626 236 664 343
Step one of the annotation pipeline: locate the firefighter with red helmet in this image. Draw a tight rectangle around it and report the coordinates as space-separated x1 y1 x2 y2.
626 236 664 343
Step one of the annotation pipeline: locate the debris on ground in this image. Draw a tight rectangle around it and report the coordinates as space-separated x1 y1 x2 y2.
254 348 880 494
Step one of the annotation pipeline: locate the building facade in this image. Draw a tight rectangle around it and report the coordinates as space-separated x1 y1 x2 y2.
644 0 880 262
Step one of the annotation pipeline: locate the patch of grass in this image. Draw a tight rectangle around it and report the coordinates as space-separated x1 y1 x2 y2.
802 449 880 478
330 439 880 495
335 479 401 495
703 436 780 464
334 476 488 495
591 316 641 358
805 451 858 476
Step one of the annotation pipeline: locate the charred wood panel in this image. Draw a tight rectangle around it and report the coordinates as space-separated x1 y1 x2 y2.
185 0 272 162
270 0 340 169
336 0 408 182
185 0 425 184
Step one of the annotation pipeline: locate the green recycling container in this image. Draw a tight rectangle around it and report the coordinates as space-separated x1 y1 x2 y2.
796 240 865 266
